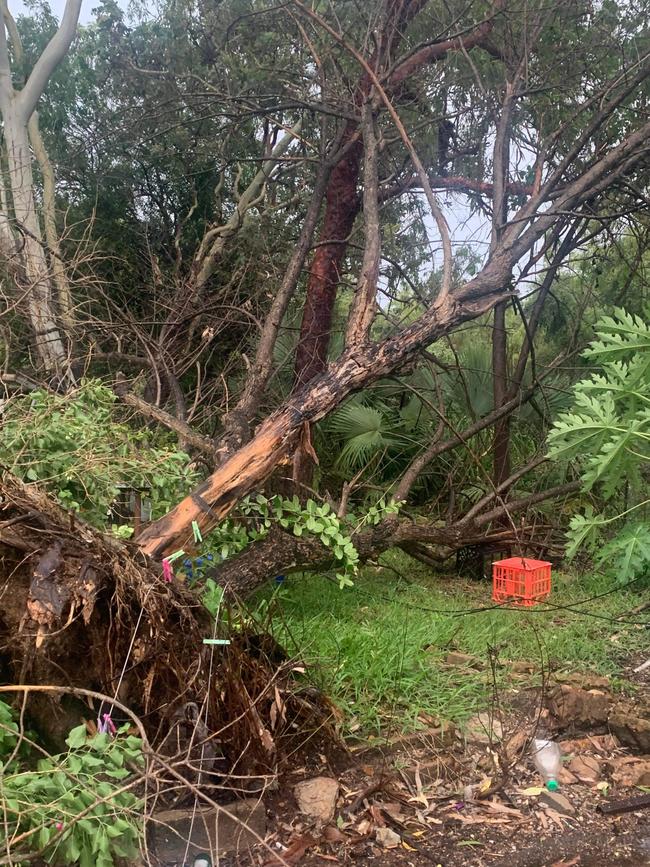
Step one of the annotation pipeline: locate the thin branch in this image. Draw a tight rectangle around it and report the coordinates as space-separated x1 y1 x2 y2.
474 481 581 527
464 454 548 521
113 375 216 463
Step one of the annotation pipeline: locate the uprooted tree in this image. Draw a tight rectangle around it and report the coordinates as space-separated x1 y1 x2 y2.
2 0 649 601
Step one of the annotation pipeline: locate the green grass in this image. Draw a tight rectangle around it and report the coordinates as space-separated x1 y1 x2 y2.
261 552 649 737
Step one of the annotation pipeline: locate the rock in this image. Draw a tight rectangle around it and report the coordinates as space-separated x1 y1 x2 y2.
465 712 503 744
294 777 339 822
559 734 619 754
567 755 601 784
375 827 401 849
149 800 266 860
608 705 650 754
553 672 611 690
445 651 482 669
609 756 650 788
538 790 575 816
547 684 611 728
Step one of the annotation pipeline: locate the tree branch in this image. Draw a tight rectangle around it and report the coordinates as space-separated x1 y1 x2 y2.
113 376 216 464
17 0 82 122
388 2 505 87
215 158 332 460
474 481 581 527
191 120 302 295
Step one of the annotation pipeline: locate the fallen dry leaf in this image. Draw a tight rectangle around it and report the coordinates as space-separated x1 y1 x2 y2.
544 808 569 830
262 833 317 866
323 825 347 843
538 810 549 831
376 827 401 849
551 857 580 867
479 799 523 818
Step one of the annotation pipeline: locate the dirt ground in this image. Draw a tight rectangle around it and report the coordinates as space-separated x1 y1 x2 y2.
218 655 650 867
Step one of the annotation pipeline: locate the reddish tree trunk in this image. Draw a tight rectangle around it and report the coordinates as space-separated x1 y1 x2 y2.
293 125 363 389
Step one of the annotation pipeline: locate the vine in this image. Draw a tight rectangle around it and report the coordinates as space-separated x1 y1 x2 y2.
183 494 400 591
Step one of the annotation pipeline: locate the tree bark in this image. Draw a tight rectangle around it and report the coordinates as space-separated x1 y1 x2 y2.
491 300 511 486
293 122 364 388
3 108 68 375
0 0 81 377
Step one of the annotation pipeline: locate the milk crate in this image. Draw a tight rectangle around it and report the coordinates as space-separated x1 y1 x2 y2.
492 557 551 607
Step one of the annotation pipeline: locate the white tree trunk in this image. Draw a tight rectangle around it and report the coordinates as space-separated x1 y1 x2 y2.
3 103 67 372
0 0 81 377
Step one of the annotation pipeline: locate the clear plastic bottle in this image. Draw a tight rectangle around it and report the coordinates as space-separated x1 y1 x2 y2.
531 738 562 791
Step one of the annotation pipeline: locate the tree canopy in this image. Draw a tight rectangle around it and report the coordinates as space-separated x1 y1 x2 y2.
1 0 649 590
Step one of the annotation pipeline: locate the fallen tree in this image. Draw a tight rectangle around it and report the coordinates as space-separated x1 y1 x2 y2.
136 108 650 562
3 0 650 599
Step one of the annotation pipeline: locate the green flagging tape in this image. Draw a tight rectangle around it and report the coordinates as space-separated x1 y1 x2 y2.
202 639 231 645
192 521 203 543
165 549 185 563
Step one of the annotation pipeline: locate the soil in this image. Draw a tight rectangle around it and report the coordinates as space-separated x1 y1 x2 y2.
208 659 650 867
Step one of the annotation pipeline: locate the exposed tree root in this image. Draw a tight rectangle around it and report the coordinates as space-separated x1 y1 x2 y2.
0 473 339 782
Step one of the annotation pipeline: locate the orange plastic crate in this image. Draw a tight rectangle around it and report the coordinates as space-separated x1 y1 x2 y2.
492 557 551 607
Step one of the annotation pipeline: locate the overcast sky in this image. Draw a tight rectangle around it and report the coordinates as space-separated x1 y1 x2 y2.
6 0 493 276
9 0 111 24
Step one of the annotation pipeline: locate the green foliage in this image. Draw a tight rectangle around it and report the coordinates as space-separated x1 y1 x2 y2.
0 699 20 764
0 380 198 531
184 494 399 591
0 701 143 867
268 559 645 735
548 307 650 583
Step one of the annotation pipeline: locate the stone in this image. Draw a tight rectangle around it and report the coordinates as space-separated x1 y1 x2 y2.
567 755 601 784
547 684 610 728
608 705 650 754
553 672 611 690
445 651 482 669
538 790 575 816
149 800 266 861
465 712 503 744
559 734 619 754
294 777 339 822
375 827 401 849
609 756 650 788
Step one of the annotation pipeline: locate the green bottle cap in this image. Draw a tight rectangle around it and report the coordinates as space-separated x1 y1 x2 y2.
546 779 559 792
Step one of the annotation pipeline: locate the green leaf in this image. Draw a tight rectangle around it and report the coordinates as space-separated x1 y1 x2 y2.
596 522 650 583
565 508 604 560
65 724 88 749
